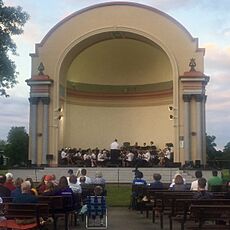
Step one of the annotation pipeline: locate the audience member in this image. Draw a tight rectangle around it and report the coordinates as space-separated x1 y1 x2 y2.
208 170 223 190
169 172 186 188
11 177 23 198
77 169 92 184
68 175 82 194
4 173 16 191
42 181 55 196
25 178 38 196
93 171 106 185
13 181 38 203
36 175 46 195
149 173 164 189
169 174 187 191
193 178 213 199
190 170 208 191
54 176 74 197
0 174 10 197
67 169 74 183
132 171 147 186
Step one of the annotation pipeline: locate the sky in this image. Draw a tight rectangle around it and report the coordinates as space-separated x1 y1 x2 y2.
0 0 230 150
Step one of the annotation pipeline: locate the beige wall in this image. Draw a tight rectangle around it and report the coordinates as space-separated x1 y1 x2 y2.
64 103 173 149
67 39 172 85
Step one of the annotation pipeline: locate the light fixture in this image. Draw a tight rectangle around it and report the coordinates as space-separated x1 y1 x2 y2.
54 107 62 112
168 106 173 111
169 115 177 120
55 115 63 120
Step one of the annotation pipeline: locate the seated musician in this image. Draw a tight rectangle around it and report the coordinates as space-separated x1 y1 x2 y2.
124 150 134 167
142 150 151 166
97 150 107 167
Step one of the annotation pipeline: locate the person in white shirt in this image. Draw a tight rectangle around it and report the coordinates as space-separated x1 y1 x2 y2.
77 168 92 184
125 151 134 167
97 150 107 167
190 170 208 191
110 139 120 164
110 139 119 150
143 150 151 163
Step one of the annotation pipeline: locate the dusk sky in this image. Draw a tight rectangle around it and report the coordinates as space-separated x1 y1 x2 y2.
1 0 230 150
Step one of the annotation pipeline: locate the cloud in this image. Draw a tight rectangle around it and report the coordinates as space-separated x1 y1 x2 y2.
0 96 29 140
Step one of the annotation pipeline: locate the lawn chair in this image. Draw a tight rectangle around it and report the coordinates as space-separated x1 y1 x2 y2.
85 196 107 229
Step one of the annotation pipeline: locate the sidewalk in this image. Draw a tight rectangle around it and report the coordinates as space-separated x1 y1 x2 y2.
67 207 177 230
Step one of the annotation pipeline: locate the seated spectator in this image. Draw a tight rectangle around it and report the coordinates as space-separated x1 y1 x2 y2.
25 178 38 196
42 181 55 196
54 176 74 197
68 175 82 194
193 178 213 199
169 174 187 191
36 175 46 195
132 171 147 186
38 175 53 194
4 173 16 191
0 196 6 222
13 181 38 203
77 169 92 184
55 176 76 211
169 172 186 188
11 177 23 198
149 173 164 190
208 170 223 190
190 170 207 191
67 169 74 183
93 171 106 185
0 174 10 197
12 181 38 225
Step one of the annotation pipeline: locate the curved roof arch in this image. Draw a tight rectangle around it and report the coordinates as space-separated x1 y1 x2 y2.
39 2 195 48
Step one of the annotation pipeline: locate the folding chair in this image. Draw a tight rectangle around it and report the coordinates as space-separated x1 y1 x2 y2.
85 196 107 229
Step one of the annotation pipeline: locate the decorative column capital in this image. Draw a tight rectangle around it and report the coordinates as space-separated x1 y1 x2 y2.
183 94 192 102
29 97 40 105
41 97 50 105
194 94 204 102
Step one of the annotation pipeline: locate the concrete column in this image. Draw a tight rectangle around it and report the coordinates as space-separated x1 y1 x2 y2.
183 94 192 162
202 95 207 164
29 97 39 165
195 94 204 163
41 97 50 165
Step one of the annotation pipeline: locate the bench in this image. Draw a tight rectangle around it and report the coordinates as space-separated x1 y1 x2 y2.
171 199 230 230
37 195 76 230
152 191 195 229
188 204 230 229
0 202 49 230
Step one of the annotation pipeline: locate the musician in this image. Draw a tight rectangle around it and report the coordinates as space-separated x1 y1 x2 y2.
142 150 151 166
124 150 134 167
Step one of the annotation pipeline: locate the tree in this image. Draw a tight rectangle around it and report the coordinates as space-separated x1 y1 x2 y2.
0 1 29 96
223 142 230 154
4 126 29 166
206 134 218 160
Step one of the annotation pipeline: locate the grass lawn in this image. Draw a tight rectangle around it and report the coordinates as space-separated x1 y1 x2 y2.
106 184 131 207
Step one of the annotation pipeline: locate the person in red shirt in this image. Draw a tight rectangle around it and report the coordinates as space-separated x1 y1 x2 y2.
4 173 16 191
